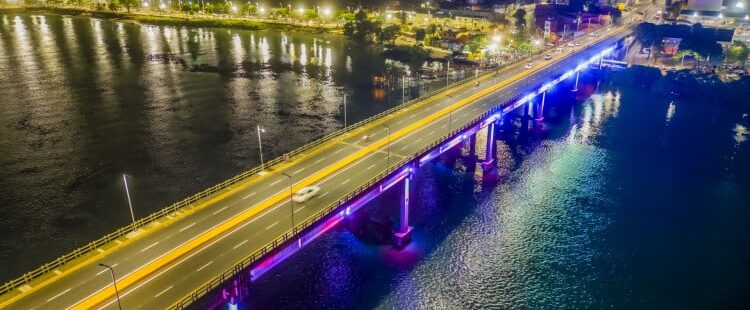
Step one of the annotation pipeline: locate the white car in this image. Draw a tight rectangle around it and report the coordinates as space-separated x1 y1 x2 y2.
544 54 552 60
525 62 533 69
567 42 574 47
556 46 563 52
292 185 321 202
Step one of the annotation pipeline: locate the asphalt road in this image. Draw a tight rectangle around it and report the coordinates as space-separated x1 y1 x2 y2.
6 26 629 310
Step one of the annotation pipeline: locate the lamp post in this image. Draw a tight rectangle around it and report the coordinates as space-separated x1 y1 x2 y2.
281 173 294 229
383 125 391 167
98 264 122 310
122 174 136 233
343 94 347 128
446 59 450 86
402 74 406 103
257 125 266 172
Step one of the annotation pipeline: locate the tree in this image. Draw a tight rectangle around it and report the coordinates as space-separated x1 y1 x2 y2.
513 9 526 30
414 28 426 41
668 1 686 19
107 0 120 11
240 3 256 15
466 34 487 54
343 10 381 44
379 24 400 45
726 41 750 65
303 9 318 19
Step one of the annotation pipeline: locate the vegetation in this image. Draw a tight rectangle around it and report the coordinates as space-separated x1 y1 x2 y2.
634 23 723 60
725 41 750 65
343 10 402 46
382 45 430 68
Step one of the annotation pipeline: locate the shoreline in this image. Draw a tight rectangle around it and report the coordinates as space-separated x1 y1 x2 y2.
0 5 337 34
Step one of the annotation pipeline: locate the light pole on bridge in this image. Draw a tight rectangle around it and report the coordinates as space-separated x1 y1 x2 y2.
383 124 391 167
257 125 266 173
122 174 136 233
281 173 295 229
98 263 122 310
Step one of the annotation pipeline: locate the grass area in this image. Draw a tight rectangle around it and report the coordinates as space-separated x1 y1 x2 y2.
0 5 332 33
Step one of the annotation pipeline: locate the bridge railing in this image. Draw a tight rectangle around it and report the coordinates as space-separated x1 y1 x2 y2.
167 89 525 309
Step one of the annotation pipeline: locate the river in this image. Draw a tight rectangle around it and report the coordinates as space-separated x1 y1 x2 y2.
2 13 750 309
0 12 463 282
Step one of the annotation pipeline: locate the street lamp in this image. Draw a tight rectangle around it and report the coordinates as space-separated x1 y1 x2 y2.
256 125 266 173
322 7 331 17
122 174 136 233
280 173 294 229
383 125 391 167
342 93 348 128
98 264 122 310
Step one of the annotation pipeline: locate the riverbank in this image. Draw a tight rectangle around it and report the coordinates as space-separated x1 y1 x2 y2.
0 5 335 33
605 65 750 112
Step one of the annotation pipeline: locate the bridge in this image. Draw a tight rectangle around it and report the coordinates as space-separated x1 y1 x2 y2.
0 25 630 310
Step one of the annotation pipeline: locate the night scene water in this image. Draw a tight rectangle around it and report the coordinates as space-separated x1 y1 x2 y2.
2 13 750 310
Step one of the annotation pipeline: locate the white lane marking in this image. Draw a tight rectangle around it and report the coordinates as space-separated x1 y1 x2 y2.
270 179 282 186
233 239 248 250
341 179 350 185
293 167 306 175
95 263 118 276
396 119 404 124
154 285 173 298
212 206 228 215
415 138 423 143
294 205 305 213
314 157 327 164
266 221 279 230
141 242 159 253
409 114 416 118
400 145 409 151
243 192 257 200
179 222 196 232
46 288 72 302
428 130 435 135
334 148 344 154
366 164 376 170
319 191 330 199
93 202 277 309
196 261 213 272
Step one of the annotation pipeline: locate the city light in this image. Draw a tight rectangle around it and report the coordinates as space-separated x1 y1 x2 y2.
232 5 237 12
258 6 266 14
386 13 393 20
492 34 501 43
737 1 744 9
297 6 304 14
322 7 332 16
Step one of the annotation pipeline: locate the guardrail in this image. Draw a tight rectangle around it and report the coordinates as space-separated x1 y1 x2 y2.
167 92 524 309
0 23 624 298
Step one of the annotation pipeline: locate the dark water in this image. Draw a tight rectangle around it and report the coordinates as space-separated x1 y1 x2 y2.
241 75 750 309
0 13 465 282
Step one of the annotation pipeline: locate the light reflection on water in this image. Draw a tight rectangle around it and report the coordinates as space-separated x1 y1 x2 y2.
0 13 464 283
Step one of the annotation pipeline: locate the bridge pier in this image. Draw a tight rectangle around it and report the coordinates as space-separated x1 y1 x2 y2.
534 91 546 122
572 70 580 92
482 121 497 167
393 168 413 249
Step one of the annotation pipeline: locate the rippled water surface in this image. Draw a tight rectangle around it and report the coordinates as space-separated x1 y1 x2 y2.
0 13 456 281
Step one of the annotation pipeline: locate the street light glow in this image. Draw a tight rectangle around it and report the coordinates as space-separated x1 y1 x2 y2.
322 7 331 16
297 7 304 14
492 34 501 43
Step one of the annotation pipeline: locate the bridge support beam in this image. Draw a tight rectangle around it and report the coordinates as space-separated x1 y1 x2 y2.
572 70 580 92
534 91 546 121
393 170 413 249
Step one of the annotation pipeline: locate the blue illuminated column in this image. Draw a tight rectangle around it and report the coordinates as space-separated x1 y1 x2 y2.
534 91 546 121
572 70 580 92
393 168 414 249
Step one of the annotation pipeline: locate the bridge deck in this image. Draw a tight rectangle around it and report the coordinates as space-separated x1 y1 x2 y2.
1 27 629 310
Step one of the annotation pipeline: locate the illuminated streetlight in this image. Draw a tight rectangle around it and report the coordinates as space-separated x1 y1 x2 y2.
98 264 122 310
492 34 501 43
258 6 266 14
322 7 331 16
257 125 266 173
122 174 137 233
232 5 238 12
297 7 304 14
737 1 745 9
387 13 393 20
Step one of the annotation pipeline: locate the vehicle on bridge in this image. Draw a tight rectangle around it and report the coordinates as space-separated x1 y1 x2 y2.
292 186 321 202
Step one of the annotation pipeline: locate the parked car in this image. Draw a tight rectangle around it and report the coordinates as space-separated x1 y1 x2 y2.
556 46 564 52
292 185 321 202
525 62 534 69
544 54 553 60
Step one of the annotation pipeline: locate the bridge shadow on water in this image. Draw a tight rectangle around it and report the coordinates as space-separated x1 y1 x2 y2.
195 73 604 310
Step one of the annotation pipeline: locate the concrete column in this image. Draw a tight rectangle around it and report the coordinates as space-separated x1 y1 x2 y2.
393 170 413 249
468 133 477 158
534 91 546 121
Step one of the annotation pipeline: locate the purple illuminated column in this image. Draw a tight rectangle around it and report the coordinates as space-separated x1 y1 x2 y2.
534 91 546 121
393 168 414 249
483 122 496 166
